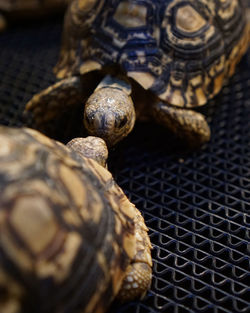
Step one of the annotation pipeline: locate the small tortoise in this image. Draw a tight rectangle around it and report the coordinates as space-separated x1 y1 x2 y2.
25 0 250 147
0 0 70 31
0 126 152 313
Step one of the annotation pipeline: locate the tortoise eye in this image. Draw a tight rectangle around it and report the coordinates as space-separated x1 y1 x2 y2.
113 1 147 28
175 5 206 34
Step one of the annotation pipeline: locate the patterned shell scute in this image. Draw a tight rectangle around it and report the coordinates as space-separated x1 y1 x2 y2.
55 0 249 108
0 126 135 313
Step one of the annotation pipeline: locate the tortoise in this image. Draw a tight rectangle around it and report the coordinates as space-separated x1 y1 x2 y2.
0 0 70 32
0 126 152 313
25 0 250 147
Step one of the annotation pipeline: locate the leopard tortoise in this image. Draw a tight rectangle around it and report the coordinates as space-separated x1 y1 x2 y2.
0 0 70 31
25 0 250 147
0 126 152 313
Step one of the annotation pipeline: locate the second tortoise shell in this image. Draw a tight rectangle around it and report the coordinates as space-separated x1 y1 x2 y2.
0 126 152 313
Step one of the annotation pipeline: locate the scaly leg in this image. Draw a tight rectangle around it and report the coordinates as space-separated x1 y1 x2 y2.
152 101 211 147
25 76 86 140
25 76 83 127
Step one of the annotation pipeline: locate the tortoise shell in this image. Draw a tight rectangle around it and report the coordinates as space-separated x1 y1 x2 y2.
0 126 151 313
55 0 249 108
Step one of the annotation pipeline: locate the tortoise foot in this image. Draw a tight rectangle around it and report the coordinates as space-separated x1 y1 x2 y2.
152 101 211 147
117 262 152 302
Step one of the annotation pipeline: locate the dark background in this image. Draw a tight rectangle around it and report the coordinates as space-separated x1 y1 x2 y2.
0 16 249 313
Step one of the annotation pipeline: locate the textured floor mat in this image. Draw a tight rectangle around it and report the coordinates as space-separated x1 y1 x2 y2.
0 17 249 313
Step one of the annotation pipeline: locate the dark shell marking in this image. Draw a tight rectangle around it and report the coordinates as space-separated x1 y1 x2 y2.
55 0 249 108
0 126 149 313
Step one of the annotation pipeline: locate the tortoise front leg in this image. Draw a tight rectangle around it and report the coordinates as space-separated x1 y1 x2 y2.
0 14 7 32
117 208 152 302
25 76 82 126
151 101 211 147
25 76 85 140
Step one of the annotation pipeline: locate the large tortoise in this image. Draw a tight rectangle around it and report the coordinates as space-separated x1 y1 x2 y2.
0 0 70 31
26 0 250 147
0 126 152 313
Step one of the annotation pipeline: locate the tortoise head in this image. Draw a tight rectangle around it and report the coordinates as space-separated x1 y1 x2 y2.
83 75 136 147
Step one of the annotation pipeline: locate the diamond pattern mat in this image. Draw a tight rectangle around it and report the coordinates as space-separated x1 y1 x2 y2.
0 17 249 313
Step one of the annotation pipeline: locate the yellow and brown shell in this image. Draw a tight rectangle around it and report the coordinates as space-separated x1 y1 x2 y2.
55 0 249 108
0 126 137 313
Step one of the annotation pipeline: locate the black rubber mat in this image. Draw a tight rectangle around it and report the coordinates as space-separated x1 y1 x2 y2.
0 17 249 313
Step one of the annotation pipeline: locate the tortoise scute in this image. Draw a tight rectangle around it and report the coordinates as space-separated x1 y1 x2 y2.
113 1 148 28
175 5 207 33
8 195 59 256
